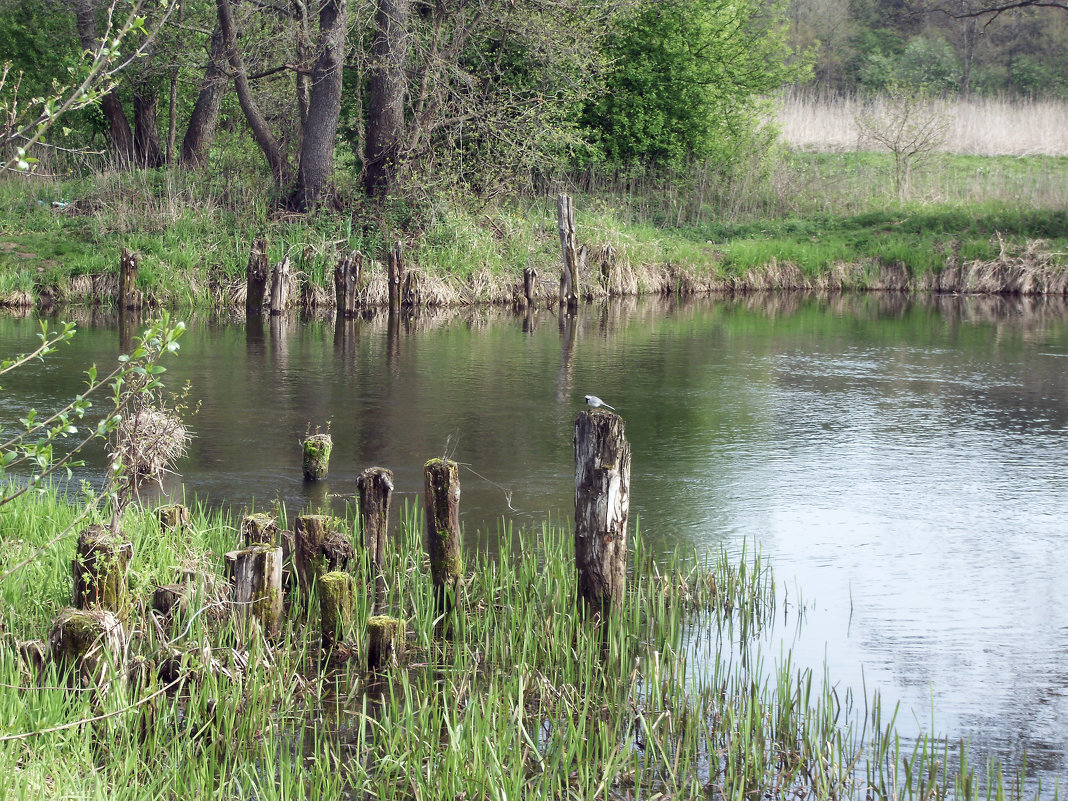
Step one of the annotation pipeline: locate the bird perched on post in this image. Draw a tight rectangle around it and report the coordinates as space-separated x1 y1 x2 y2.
584 395 615 411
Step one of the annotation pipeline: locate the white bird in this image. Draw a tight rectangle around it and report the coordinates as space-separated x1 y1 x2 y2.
584 394 615 411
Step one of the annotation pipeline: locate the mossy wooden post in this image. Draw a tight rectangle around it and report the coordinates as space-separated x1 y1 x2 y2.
294 515 354 593
367 615 404 672
120 248 142 309
246 238 269 315
156 504 190 532
318 571 356 648
269 255 292 315
387 240 404 314
424 458 462 615
573 410 631 616
225 545 284 640
334 250 362 316
73 525 132 615
557 193 580 310
302 433 333 481
49 608 127 687
241 513 279 546
358 466 394 611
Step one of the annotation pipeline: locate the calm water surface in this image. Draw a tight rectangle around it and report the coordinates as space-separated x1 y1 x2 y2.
2 294 1067 792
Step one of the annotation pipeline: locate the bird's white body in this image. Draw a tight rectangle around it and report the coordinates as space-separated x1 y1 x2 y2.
584 394 615 411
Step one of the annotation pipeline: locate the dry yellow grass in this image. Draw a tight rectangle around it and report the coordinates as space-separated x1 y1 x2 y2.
775 88 1068 156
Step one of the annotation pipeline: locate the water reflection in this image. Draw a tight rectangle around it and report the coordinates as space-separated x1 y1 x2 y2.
3 292 1068 791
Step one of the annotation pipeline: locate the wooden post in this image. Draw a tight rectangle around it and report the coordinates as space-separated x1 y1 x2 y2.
120 248 142 309
334 250 363 316
49 608 127 687
294 514 354 592
269 255 292 315
387 240 404 314
152 583 187 617
557 194 580 309
156 504 190 532
424 459 462 615
318 571 356 648
573 410 631 615
523 266 537 307
246 239 269 315
241 513 279 546
358 466 394 611
73 526 132 615
367 615 404 672
225 545 284 639
301 433 333 481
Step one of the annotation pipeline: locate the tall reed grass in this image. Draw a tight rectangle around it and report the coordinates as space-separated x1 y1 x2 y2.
0 487 1050 800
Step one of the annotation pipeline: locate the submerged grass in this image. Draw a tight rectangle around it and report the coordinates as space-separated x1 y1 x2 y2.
0 487 1051 800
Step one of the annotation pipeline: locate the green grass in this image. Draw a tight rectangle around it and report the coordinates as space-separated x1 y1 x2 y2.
0 486 1049 800
0 151 1066 307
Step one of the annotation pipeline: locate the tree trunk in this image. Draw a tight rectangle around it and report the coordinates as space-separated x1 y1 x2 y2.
180 23 228 169
291 0 348 211
134 91 164 168
365 0 409 197
217 0 291 186
72 0 135 167
358 466 394 611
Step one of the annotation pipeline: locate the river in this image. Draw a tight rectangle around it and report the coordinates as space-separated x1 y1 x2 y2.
2 293 1067 794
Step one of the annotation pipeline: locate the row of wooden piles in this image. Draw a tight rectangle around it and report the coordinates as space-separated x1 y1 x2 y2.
23 409 630 691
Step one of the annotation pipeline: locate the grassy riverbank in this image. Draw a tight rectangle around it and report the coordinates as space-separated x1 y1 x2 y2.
0 150 1066 309
0 486 1047 799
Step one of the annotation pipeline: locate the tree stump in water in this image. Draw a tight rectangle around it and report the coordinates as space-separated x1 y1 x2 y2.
269 255 292 315
367 615 404 672
246 238 269 315
358 466 394 611
241 513 279 546
225 545 284 640
387 240 404 314
49 608 127 687
120 248 142 309
318 571 356 648
524 266 537 307
302 433 333 481
424 458 462 615
573 410 631 616
294 515 354 593
156 504 190 532
73 526 132 616
334 250 362 316
556 194 580 309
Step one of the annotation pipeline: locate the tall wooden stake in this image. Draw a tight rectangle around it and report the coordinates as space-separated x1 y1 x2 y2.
269 255 292 315
246 239 269 315
226 545 284 639
424 458 461 615
387 240 404 314
557 194 580 309
120 248 142 309
334 250 362 316
358 466 394 611
573 410 631 615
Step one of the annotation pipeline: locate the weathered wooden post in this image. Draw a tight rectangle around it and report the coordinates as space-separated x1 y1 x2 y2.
334 250 362 316
73 526 132 615
557 194 580 309
573 409 631 615
387 240 404 314
120 248 142 309
523 266 537 308
424 459 462 615
269 255 292 315
156 504 190 532
367 615 404 672
49 608 127 687
294 515 354 593
301 432 333 481
241 513 279 546
358 466 394 611
246 239 269 315
225 545 284 640
318 571 356 648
